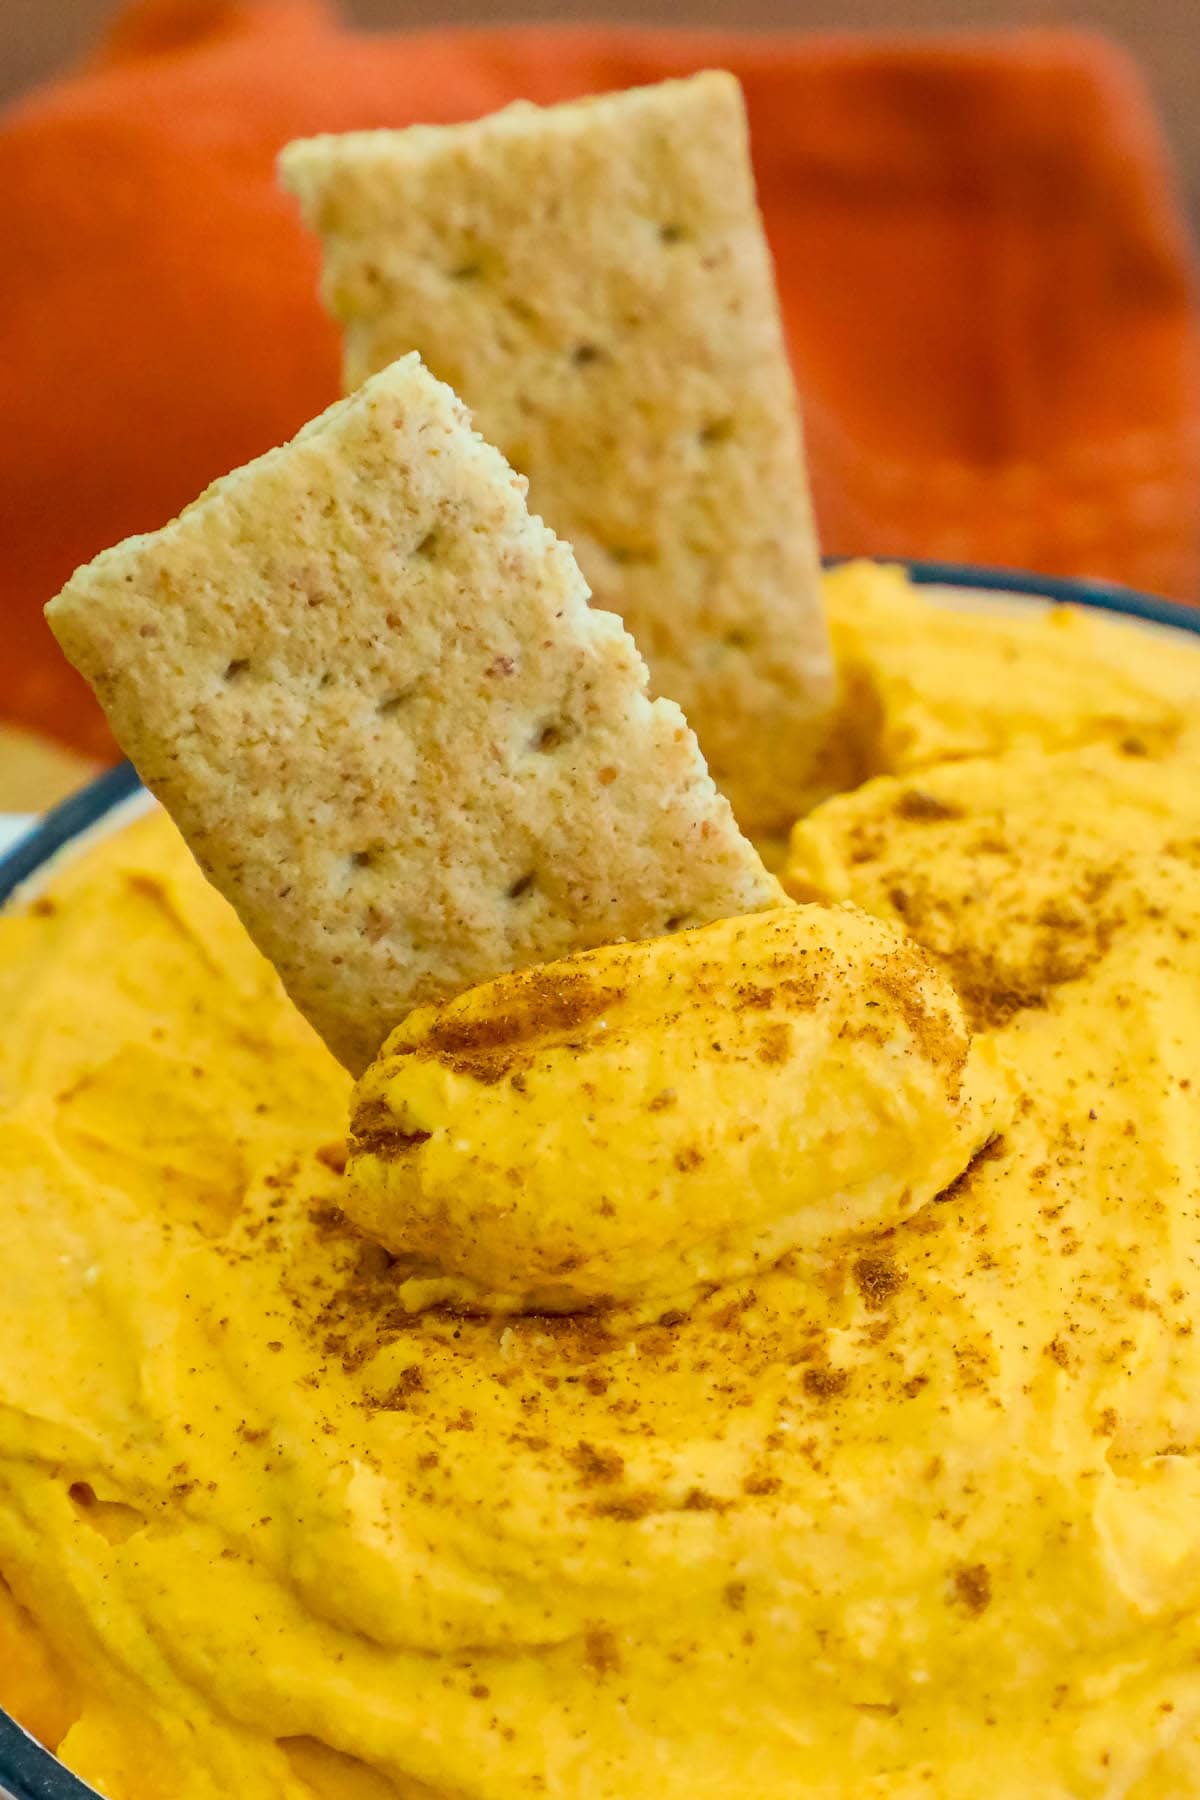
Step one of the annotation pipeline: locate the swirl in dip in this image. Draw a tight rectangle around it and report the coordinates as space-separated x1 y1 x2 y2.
4 565 1200 1799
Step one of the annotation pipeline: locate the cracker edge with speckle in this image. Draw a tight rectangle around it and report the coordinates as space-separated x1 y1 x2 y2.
46 354 781 1074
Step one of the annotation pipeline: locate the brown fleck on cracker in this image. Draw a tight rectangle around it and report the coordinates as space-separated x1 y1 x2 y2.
280 72 833 835
46 355 780 1074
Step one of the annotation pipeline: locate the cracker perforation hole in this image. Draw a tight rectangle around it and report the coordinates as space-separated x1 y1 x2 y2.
224 658 250 682
507 871 537 901
533 721 568 753
659 222 688 244
699 417 735 446
414 529 440 558
572 343 606 366
377 691 413 718
450 261 483 282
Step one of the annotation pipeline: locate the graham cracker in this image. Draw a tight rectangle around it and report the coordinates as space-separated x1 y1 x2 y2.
280 71 833 835
46 355 781 1074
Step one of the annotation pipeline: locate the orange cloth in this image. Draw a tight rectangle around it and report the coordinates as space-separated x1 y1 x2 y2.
2 0 1198 758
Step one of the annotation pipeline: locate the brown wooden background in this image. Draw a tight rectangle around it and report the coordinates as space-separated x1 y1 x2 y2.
3 0 1198 224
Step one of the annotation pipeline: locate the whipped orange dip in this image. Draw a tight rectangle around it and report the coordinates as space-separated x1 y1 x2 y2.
4 567 1200 1798
346 905 1009 1316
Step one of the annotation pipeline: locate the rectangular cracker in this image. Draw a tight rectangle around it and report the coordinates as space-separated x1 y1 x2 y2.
280 71 834 836
46 355 781 1075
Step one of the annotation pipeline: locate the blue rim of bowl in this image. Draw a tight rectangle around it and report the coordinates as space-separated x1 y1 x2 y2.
900 557 1200 630
0 1715 97 1800
0 759 143 908
0 557 1198 1800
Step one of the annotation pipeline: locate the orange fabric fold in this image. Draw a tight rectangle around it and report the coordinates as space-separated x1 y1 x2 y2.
2 0 1197 757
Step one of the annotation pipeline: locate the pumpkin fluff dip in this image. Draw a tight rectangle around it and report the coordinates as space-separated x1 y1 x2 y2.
7 75 1200 1800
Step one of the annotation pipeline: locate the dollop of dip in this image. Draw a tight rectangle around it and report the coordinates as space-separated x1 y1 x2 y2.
4 565 1200 1800
347 908 1009 1315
